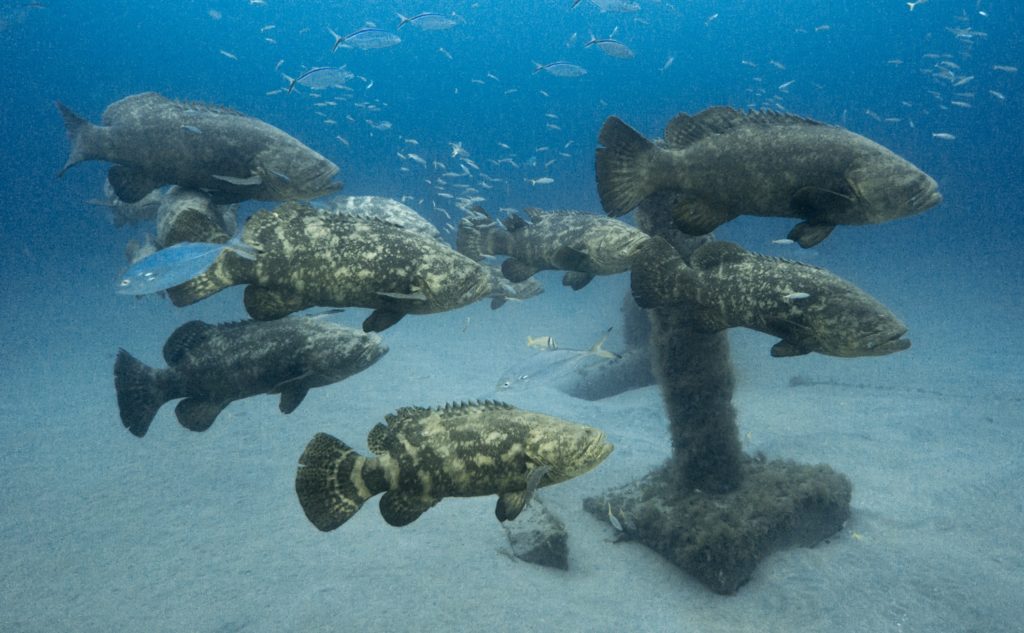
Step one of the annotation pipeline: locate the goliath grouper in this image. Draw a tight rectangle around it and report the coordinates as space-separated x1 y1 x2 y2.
57 92 341 204
631 237 911 358
295 401 613 529
114 317 387 437
167 202 494 332
457 206 650 290
319 196 544 309
596 108 942 247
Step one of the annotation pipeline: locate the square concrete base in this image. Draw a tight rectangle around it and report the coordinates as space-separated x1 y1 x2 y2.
584 456 852 594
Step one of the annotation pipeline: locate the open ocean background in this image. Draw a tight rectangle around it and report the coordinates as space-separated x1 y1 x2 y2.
1 2 1022 632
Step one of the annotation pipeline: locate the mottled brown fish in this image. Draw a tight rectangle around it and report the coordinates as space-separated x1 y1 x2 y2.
631 237 911 357
457 206 650 290
114 317 387 437
167 202 494 332
295 401 613 530
57 92 341 204
320 196 544 309
596 108 942 247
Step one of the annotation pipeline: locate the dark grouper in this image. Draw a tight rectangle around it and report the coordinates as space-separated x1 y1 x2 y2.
114 318 387 437
596 108 942 247
631 237 911 358
457 206 650 290
295 401 613 530
167 202 494 332
57 92 341 204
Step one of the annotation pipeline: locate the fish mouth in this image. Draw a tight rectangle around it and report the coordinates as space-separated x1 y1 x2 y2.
584 432 615 466
359 339 388 365
907 179 942 212
861 331 911 356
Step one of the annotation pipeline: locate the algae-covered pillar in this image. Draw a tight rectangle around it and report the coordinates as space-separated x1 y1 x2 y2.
585 193 852 594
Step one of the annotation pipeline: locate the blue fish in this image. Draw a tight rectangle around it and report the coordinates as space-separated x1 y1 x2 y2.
329 27 401 52
116 235 259 295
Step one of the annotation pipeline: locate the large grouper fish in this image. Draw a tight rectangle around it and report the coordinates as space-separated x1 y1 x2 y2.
167 202 494 332
114 317 388 437
596 107 942 247
56 92 341 204
295 401 614 530
631 237 911 358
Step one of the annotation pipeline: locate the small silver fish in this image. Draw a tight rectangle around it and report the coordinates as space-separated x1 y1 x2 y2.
784 292 811 301
532 61 587 78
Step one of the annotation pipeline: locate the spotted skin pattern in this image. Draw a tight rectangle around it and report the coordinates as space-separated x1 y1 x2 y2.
167 202 494 331
295 401 613 530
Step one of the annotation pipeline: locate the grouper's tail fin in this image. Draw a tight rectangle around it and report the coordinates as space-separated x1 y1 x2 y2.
629 236 698 309
296 433 386 531
456 206 508 260
114 349 169 437
595 116 659 217
55 101 100 177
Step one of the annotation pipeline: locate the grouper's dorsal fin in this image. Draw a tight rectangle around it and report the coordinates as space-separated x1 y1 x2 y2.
436 400 514 416
688 240 750 270
101 92 168 125
367 422 395 454
522 206 548 222
162 320 215 365
384 406 433 430
663 107 827 149
172 98 246 118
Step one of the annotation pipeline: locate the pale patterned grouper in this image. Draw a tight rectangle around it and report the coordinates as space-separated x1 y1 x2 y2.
56 92 341 204
456 206 650 290
319 195 544 309
295 401 613 530
596 107 942 247
166 202 494 332
631 237 911 358
114 318 387 437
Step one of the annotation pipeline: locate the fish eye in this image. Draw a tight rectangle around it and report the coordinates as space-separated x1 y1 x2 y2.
119 279 131 287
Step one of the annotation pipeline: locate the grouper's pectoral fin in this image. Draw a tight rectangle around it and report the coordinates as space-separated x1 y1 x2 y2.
379 492 436 527
501 258 541 283
787 221 836 248
108 165 161 204
174 398 228 432
551 245 592 272
363 310 404 333
770 340 810 357
562 271 595 290
495 491 530 522
278 385 310 414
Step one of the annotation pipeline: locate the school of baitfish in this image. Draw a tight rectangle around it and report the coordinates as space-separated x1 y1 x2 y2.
58 91 940 535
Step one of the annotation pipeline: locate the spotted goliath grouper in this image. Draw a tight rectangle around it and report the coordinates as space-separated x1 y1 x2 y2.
166 202 494 332
320 196 544 309
456 206 650 290
57 92 341 204
114 317 387 437
631 237 911 357
295 401 614 529
596 108 942 247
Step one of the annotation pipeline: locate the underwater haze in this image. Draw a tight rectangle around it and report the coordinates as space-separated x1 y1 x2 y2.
1 1 1022 632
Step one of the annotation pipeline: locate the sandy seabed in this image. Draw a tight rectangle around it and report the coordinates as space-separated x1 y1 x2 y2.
1 268 1021 633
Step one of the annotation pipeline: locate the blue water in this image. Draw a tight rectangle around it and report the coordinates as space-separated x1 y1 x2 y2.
1 2 1022 632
